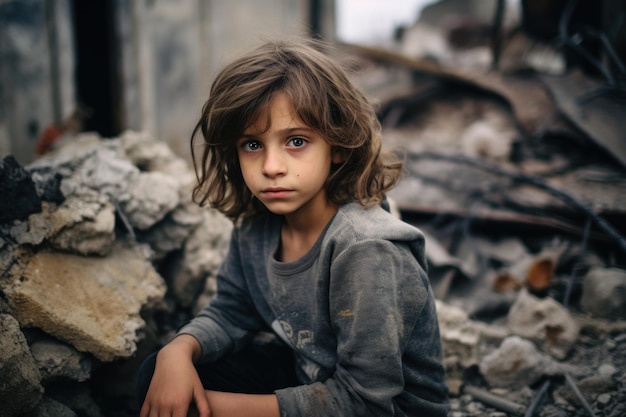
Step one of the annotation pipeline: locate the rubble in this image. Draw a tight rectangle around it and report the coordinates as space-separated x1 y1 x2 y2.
0 122 625 416
2 243 166 361
1 2 625 415
479 335 573 389
335 1 626 416
0 131 231 416
0 314 44 417
581 267 626 320
507 289 580 360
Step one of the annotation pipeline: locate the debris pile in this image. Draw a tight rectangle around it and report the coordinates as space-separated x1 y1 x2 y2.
0 131 232 417
336 0 626 416
0 122 624 417
1 1 625 415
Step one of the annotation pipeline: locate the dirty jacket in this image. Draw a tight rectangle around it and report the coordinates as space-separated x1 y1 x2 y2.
178 202 449 417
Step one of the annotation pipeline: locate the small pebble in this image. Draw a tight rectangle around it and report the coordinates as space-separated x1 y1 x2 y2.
613 333 626 343
460 394 473 404
598 363 617 377
597 393 611 406
465 402 483 414
449 399 461 411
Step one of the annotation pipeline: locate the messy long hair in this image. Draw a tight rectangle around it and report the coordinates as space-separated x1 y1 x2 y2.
191 38 402 222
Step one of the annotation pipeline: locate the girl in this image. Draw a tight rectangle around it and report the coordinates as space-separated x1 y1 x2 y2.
137 38 448 417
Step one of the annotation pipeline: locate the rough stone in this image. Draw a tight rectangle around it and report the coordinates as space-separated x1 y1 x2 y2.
136 201 204 259
170 208 232 307
47 190 116 255
118 171 181 230
30 338 92 382
22 396 77 417
434 300 511 384
0 155 42 224
597 393 611 406
1 242 166 361
71 145 139 203
118 130 193 182
555 374 615 407
507 289 579 359
479 335 564 389
0 313 43 417
581 267 626 320
598 363 617 378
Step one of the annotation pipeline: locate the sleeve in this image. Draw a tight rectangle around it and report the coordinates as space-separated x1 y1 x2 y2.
275 239 443 417
177 227 266 362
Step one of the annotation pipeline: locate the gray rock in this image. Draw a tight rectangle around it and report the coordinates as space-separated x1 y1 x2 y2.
22 396 77 417
30 338 92 382
597 393 611 406
72 145 139 202
507 289 579 359
555 374 615 407
118 171 181 230
118 130 192 182
435 300 510 379
0 314 43 417
170 208 232 307
581 267 626 320
137 201 204 259
47 189 116 255
479 335 564 389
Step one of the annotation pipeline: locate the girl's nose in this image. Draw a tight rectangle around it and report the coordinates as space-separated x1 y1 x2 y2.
262 148 286 177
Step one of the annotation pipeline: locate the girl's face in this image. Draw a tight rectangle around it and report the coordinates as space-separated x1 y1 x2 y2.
237 93 343 224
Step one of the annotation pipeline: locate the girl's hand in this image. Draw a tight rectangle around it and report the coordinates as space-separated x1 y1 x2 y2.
140 335 211 417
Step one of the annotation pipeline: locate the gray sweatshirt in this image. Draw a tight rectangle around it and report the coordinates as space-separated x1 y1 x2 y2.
178 202 449 416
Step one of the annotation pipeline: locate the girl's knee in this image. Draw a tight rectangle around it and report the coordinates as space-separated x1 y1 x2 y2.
135 351 158 408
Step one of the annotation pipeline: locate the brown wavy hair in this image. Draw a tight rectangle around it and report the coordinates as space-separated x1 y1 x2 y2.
191 38 402 222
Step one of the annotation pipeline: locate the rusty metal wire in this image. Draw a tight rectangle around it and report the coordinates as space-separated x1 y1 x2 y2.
524 380 551 417
558 0 626 102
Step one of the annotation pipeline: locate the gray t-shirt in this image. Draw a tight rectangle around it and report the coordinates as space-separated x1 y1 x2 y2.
178 202 448 416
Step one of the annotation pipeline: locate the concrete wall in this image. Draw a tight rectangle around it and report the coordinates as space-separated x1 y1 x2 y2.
0 0 76 164
1 0 336 164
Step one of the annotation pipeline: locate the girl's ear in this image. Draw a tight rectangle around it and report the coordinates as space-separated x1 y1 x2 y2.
332 148 347 164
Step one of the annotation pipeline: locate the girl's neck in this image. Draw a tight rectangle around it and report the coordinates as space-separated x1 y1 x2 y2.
279 201 337 263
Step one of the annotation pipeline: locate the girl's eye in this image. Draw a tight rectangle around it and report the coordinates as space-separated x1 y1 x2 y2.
240 140 261 152
288 137 307 148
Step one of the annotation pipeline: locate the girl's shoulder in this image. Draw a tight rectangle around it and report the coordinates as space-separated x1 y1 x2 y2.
326 202 428 273
330 201 424 244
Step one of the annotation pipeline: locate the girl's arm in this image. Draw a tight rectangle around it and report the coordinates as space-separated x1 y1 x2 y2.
140 334 212 417
193 391 279 417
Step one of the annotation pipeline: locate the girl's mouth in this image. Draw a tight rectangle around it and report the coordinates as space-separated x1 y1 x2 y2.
261 188 293 199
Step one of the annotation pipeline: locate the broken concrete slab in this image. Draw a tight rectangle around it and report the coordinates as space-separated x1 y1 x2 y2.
1 242 166 361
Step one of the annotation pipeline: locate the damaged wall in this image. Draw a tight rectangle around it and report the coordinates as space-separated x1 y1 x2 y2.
0 0 331 165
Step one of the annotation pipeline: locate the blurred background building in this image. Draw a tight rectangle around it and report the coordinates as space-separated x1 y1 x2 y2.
0 0 339 164
2 0 623 165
